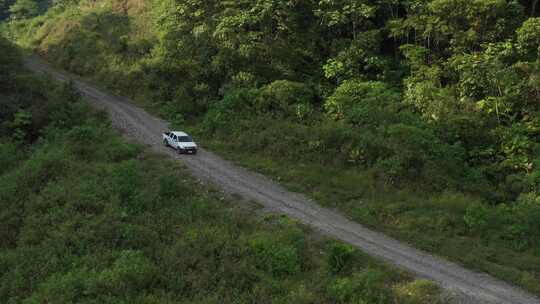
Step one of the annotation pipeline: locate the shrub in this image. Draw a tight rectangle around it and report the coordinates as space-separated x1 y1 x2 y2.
496 195 540 250
104 138 140 162
230 71 257 88
202 88 258 134
526 163 540 193
9 0 39 20
374 123 463 187
327 277 357 303
67 125 98 142
97 250 158 295
67 125 101 159
0 142 18 174
257 80 314 117
463 203 490 233
317 120 359 163
158 173 193 202
249 233 301 278
295 102 314 121
328 242 355 274
324 80 400 126
327 270 390 304
25 269 96 303
14 145 72 194
111 160 141 211
377 124 430 181
431 114 495 161
0 37 22 82
283 284 317 304
394 279 441 304
10 110 32 142
517 18 540 59
27 251 158 302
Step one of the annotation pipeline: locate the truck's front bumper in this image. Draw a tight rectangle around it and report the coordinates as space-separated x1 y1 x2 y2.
179 147 197 154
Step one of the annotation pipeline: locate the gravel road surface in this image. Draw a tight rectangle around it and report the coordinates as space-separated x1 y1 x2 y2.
25 57 540 304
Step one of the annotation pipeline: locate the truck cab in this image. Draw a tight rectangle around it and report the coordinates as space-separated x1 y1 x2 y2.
163 131 198 154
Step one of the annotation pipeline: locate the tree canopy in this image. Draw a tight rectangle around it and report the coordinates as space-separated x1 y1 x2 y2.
3 0 540 296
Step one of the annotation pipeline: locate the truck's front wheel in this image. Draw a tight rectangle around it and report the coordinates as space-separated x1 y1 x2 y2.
163 139 168 147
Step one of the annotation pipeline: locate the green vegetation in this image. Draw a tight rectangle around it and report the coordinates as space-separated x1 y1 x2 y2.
2 0 540 295
0 37 445 303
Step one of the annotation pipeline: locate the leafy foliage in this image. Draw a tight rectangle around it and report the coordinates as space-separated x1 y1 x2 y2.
0 37 444 303
0 36 448 303
257 80 314 117
8 0 38 19
328 242 355 274
4 0 540 295
325 80 400 125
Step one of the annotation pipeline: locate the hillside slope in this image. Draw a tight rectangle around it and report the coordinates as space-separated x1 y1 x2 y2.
25 55 540 304
0 37 450 304
3 0 540 295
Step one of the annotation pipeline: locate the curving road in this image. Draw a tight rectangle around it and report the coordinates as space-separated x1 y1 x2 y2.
25 57 540 304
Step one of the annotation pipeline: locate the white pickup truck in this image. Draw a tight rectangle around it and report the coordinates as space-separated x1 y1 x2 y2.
162 131 198 154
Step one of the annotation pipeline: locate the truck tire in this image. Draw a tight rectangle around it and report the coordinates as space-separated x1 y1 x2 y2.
163 139 168 147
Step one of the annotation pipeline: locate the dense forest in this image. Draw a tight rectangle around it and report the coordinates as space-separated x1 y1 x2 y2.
0 37 448 303
1 0 540 296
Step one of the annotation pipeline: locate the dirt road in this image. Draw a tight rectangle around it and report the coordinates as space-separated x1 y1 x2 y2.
25 57 540 304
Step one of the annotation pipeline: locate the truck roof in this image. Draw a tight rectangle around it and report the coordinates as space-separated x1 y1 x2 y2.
170 131 189 137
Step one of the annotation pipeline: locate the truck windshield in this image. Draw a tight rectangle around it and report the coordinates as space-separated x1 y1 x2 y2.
177 136 193 142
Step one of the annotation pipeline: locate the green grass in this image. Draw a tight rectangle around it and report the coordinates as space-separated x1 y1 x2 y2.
192 133 540 295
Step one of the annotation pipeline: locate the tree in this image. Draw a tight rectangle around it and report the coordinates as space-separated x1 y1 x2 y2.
0 0 16 20
0 0 5 16
0 37 21 90
9 0 38 19
315 0 377 40
517 17 540 60
322 30 388 83
257 80 314 117
390 0 525 54
325 80 400 126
